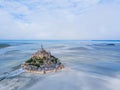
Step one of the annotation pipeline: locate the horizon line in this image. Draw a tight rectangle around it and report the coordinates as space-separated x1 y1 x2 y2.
0 39 120 41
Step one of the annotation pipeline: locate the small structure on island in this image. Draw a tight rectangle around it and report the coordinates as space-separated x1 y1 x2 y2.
21 45 64 74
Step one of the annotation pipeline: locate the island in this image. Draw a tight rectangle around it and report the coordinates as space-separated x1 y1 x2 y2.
21 45 64 74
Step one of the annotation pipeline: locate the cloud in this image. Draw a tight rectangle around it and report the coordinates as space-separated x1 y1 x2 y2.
0 0 120 40
0 0 100 21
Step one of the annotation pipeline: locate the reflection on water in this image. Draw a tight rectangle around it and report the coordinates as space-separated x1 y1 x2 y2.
0 40 120 90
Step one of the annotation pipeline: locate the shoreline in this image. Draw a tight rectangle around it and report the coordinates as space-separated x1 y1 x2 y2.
25 65 64 74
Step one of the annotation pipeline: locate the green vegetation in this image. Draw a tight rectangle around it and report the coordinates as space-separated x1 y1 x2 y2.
51 58 58 64
26 58 43 65
25 58 33 63
26 56 58 65
38 58 44 64
22 46 63 71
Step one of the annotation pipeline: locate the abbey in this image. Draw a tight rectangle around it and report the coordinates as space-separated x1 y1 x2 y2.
21 45 64 74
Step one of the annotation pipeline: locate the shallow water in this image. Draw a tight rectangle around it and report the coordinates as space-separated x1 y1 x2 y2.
0 40 120 90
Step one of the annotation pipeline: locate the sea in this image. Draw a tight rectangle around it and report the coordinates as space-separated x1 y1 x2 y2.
0 40 120 90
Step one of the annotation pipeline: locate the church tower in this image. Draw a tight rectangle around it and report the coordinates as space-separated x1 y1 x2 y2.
41 44 44 51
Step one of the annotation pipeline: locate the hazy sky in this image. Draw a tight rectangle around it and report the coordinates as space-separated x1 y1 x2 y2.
0 0 120 40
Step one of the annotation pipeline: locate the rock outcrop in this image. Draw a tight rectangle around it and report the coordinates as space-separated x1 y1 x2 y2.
21 45 64 74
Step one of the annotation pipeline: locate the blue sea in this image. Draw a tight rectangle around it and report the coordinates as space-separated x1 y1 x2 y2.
0 40 120 90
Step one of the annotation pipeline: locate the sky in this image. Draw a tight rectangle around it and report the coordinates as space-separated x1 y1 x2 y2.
0 0 120 40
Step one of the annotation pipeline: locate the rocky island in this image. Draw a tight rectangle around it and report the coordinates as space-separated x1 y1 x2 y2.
21 45 64 74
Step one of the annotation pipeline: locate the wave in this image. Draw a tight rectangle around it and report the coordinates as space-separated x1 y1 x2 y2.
68 47 89 50
0 68 25 81
4 50 20 55
51 45 65 49
0 43 10 49
93 43 116 46
6 68 25 78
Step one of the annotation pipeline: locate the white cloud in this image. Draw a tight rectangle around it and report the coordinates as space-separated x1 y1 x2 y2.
0 0 120 40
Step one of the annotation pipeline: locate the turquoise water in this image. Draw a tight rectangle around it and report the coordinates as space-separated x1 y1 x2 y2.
0 40 120 90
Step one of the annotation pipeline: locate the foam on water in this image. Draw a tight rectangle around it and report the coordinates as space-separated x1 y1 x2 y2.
0 68 25 81
28 67 120 90
6 68 25 78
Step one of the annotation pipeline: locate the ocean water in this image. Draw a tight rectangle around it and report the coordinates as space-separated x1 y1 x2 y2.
0 40 120 90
